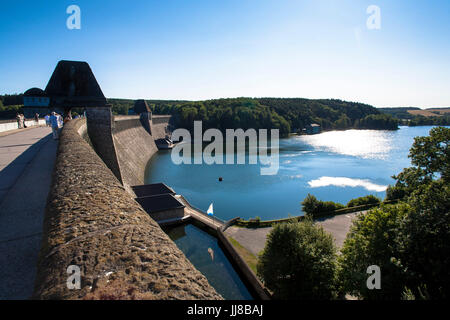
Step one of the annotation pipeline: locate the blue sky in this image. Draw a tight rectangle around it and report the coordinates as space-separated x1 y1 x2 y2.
0 0 449 107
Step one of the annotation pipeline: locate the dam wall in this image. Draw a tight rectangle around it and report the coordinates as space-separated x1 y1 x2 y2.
112 115 158 188
33 118 221 300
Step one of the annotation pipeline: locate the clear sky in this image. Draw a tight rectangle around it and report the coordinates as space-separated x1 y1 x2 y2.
1 0 449 108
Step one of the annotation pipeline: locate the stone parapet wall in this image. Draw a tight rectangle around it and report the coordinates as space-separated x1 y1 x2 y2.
151 115 172 124
0 119 46 133
113 115 143 132
33 118 221 300
76 120 91 144
86 107 123 183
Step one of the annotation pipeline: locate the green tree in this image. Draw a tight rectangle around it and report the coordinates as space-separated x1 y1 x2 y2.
180 107 198 131
301 193 319 215
347 195 380 208
395 179 450 299
357 114 398 130
338 204 409 299
407 126 449 182
334 114 351 129
257 220 338 299
301 194 344 218
386 126 449 200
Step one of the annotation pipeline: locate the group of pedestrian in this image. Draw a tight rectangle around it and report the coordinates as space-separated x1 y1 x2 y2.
16 112 42 128
15 110 77 139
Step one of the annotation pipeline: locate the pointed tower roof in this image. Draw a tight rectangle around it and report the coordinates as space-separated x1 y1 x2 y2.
134 99 150 114
44 60 107 107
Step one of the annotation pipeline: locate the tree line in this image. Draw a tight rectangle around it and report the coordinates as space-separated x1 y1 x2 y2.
107 97 399 136
406 115 450 126
146 98 399 137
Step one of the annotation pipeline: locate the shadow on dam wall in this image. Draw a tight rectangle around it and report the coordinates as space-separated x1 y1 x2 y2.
112 115 160 188
113 114 174 188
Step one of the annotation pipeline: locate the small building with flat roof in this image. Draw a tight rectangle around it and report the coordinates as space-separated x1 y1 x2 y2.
131 183 175 198
133 183 185 222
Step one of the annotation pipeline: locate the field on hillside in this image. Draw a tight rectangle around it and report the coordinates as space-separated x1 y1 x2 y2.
408 108 450 117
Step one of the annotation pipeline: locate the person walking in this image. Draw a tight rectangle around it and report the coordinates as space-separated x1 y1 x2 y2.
34 113 39 125
21 114 26 128
50 112 60 140
16 113 22 129
44 114 50 127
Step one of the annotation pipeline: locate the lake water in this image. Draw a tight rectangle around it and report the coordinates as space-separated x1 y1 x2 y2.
163 222 253 300
145 126 438 221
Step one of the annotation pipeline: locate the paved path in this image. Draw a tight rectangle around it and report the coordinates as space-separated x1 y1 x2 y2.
315 212 364 248
0 127 53 203
225 227 271 256
0 127 57 299
176 195 224 230
225 212 363 257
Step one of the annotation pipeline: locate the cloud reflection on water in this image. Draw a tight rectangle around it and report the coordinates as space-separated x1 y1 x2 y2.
308 176 387 192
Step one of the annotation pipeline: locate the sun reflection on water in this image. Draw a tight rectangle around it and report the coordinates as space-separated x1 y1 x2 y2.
297 129 394 159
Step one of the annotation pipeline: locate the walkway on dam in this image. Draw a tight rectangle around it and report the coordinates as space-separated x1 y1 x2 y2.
175 195 225 230
224 211 364 257
0 126 56 299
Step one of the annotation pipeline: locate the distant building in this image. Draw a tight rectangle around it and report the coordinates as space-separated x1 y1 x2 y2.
23 88 50 107
305 123 321 135
23 88 53 118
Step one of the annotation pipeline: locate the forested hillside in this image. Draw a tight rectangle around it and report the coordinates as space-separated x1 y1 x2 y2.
256 98 398 131
146 98 398 136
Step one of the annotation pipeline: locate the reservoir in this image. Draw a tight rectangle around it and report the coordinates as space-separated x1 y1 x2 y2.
163 222 253 300
145 126 440 221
